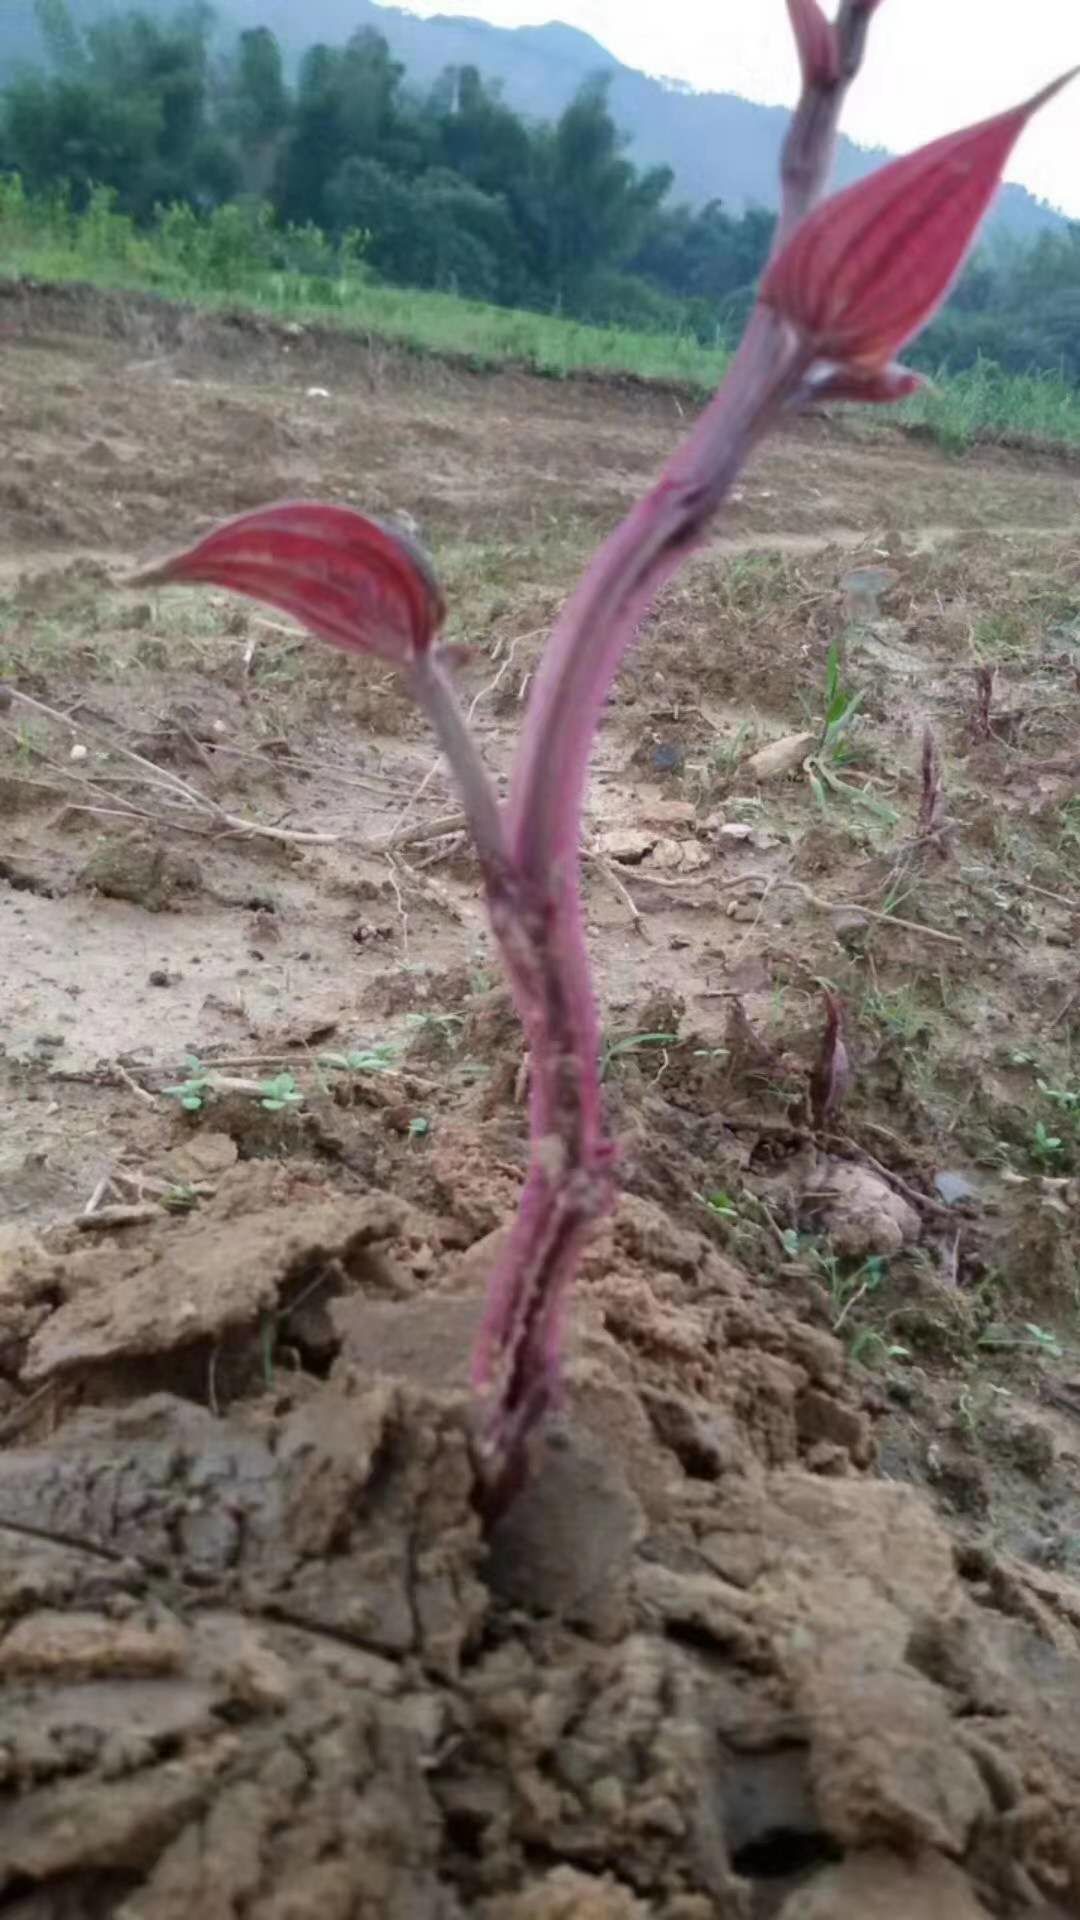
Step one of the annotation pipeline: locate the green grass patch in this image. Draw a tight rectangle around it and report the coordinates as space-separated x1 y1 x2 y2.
0 178 729 387
897 357 1080 451
5 177 1080 447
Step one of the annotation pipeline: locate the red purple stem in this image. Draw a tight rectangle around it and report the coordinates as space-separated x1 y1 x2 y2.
465 7 886 1505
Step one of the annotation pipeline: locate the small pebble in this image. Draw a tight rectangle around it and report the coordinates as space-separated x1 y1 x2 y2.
832 910 869 948
652 743 684 773
933 1170 980 1206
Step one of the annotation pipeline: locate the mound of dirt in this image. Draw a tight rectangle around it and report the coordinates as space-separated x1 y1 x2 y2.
0 1159 1076 1916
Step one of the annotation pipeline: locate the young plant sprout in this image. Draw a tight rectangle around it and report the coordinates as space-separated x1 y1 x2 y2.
134 3 1070 1515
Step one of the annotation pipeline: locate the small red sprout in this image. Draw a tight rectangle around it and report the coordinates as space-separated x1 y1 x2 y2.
137 500 444 667
917 726 949 857
810 993 852 1130
763 75 1075 377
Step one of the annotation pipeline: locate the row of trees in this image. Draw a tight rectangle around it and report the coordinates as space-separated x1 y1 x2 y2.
0 3 779 336
3 2 1080 377
915 230 1080 385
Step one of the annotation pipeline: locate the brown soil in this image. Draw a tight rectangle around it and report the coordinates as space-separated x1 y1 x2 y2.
2 284 1080 1918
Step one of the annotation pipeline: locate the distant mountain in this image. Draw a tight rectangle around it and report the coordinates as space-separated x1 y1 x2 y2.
3 0 1064 243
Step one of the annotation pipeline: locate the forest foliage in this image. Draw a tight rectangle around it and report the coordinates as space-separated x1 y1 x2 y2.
3 1 1080 381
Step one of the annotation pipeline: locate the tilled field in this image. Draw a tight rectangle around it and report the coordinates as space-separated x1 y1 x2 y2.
1 282 1080 1918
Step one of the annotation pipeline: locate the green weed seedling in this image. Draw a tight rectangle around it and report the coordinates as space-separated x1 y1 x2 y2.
600 1030 679 1081
1060 799 1080 868
319 1046 398 1075
258 1073 304 1113
1030 1119 1066 1169
804 641 898 825
812 1246 890 1332
689 720 756 799
972 609 1029 661
694 1186 793 1256
405 1011 465 1047
693 1187 768 1250
992 1067 1080 1173
820 636 864 762
1038 1080 1080 1116
695 1189 740 1224
978 1322 1066 1363
811 1247 910 1369
848 1328 911 1368
162 1181 200 1213
163 1058 305 1114
163 1056 214 1112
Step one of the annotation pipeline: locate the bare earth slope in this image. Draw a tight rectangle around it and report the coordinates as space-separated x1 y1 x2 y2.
2 284 1080 1918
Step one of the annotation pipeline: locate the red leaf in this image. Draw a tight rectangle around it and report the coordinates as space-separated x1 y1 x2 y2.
762 74 1075 371
136 501 444 667
787 0 839 87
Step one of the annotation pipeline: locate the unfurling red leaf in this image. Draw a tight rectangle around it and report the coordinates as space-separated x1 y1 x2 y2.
787 0 839 87
762 74 1075 372
135 500 444 667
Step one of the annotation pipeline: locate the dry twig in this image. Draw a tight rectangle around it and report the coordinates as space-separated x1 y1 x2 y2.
3 686 339 846
584 845 648 938
72 1203 162 1232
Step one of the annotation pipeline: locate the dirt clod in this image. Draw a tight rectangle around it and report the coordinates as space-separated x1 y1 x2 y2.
79 835 202 912
809 1160 922 1258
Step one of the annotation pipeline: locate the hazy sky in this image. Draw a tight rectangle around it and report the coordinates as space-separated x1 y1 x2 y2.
405 0 1080 215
